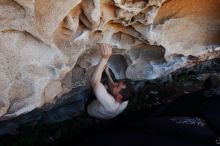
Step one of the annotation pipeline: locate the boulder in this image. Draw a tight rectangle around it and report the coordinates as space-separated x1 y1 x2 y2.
0 0 219 119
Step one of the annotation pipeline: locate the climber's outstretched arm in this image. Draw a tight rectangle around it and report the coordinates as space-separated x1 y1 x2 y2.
91 44 120 112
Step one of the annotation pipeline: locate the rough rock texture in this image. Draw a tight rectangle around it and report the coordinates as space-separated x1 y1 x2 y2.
0 58 219 138
0 0 220 119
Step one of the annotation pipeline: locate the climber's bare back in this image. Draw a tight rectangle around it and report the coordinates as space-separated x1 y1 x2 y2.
87 83 128 119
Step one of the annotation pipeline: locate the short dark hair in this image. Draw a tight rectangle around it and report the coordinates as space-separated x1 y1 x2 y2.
118 79 134 102
103 68 134 101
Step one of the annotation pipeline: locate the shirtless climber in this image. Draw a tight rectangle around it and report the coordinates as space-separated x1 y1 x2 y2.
87 44 133 120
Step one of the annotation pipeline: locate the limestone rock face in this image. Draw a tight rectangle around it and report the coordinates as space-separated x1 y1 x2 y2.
0 0 220 119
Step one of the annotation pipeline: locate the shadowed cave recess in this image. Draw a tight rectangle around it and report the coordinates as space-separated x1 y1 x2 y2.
0 0 220 145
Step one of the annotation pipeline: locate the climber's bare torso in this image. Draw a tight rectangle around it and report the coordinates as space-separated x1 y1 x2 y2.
87 83 128 119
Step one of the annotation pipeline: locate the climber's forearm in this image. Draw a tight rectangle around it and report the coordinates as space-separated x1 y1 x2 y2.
91 58 108 86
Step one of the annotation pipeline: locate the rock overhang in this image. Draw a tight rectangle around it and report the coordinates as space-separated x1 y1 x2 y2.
0 0 220 119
